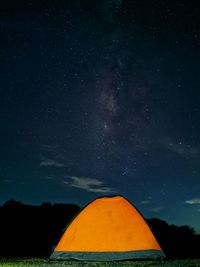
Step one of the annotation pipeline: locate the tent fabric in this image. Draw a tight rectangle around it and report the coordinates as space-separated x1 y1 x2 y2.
51 195 165 261
50 250 164 261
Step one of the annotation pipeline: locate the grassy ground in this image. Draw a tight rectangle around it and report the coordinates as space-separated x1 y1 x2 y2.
0 258 200 267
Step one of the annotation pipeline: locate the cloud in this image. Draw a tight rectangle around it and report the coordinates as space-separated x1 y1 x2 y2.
63 176 115 194
141 196 153 205
140 198 164 213
185 198 200 205
44 176 54 180
3 179 13 183
141 200 151 205
147 206 164 213
160 136 199 158
39 156 65 167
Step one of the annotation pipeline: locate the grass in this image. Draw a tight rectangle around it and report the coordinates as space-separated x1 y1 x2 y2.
0 258 200 267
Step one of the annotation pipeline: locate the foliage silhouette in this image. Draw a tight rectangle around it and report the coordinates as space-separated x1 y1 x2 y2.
0 199 80 257
0 199 199 259
148 218 200 259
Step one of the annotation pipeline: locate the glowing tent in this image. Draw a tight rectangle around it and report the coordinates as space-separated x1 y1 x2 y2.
51 195 165 261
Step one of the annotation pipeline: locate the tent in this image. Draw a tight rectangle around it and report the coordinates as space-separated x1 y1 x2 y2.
50 195 165 261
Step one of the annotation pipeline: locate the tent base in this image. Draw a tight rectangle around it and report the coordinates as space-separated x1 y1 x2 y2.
50 249 165 261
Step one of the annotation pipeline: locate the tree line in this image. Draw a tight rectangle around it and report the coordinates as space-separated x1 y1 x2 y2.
0 199 199 259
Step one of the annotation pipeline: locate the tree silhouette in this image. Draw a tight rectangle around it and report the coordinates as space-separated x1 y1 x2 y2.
0 199 199 259
148 218 200 259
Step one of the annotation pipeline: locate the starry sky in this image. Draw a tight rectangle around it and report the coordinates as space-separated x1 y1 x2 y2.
1 0 200 232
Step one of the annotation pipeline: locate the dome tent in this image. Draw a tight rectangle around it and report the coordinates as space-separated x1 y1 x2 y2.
50 195 165 261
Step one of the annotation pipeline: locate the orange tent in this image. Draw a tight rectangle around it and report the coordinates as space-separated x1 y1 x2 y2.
51 195 165 261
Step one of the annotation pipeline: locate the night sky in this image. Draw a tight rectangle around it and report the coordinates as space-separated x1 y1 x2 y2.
1 1 200 232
